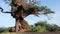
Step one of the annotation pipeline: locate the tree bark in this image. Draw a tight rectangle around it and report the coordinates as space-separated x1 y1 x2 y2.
15 18 20 32
15 18 30 32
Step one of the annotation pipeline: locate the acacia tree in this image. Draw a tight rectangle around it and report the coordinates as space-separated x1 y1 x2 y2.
0 0 54 32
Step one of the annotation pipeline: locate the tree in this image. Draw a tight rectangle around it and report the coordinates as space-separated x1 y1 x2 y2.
0 27 9 33
32 21 60 32
34 21 55 32
35 21 47 27
30 25 46 32
0 0 54 32
46 24 60 32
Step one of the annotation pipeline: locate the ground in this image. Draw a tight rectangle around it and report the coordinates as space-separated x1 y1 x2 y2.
0 32 60 34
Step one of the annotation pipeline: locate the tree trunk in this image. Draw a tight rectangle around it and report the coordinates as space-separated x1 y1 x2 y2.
15 18 20 32
19 20 30 32
15 18 30 32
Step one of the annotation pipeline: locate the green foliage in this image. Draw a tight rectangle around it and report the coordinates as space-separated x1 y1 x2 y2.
42 6 54 14
35 21 47 27
30 25 46 32
30 21 60 32
0 27 11 33
30 21 47 32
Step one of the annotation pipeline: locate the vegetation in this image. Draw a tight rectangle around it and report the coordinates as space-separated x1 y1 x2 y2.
0 21 60 33
30 21 60 32
0 0 55 32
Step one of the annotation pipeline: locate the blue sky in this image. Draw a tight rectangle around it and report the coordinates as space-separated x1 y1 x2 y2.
0 0 60 27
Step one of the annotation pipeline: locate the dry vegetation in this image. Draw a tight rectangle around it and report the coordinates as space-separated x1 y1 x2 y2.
0 32 60 34
0 32 25 34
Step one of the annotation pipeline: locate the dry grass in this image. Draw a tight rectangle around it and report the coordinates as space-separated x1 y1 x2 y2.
0 32 60 34
0 32 25 34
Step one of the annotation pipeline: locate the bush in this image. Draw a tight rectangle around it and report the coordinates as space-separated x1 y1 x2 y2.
0 27 11 33
30 21 60 32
